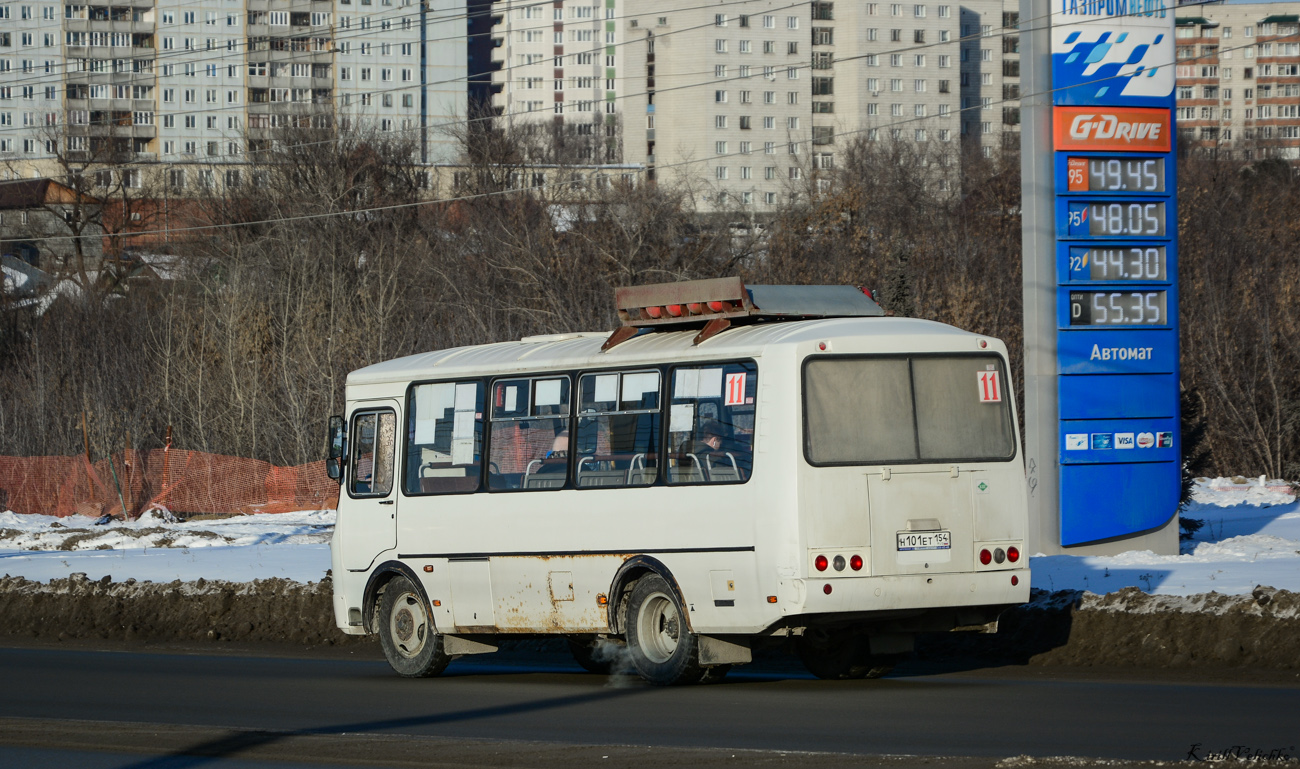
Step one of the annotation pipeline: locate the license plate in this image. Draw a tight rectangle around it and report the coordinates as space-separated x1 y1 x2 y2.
896 531 951 551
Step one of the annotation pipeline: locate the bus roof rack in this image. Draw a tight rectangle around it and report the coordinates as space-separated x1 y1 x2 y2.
602 276 884 351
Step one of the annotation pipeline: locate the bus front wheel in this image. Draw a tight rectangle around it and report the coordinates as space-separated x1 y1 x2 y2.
377 575 451 678
625 574 707 685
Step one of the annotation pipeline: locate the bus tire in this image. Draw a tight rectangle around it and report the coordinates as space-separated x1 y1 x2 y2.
796 628 873 680
625 574 703 686
377 576 450 678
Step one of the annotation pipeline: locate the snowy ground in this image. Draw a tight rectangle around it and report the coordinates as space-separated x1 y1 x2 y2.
1032 477 1300 596
0 479 1296 596
0 509 333 584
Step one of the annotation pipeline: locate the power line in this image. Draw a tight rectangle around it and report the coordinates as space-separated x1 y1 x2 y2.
12 29 1287 245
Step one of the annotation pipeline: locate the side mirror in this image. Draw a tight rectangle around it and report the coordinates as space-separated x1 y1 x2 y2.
325 415 345 482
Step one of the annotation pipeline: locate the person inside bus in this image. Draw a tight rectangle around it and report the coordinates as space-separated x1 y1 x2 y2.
545 431 569 460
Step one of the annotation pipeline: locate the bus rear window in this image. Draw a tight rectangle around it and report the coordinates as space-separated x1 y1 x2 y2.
803 355 1015 466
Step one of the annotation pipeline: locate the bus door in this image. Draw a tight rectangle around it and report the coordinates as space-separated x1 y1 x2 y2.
340 401 400 572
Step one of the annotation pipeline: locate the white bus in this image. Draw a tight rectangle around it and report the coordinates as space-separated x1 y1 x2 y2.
327 278 1030 685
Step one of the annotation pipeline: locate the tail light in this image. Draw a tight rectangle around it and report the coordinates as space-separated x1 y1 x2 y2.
832 555 846 571
993 548 1006 564
823 583 833 595
979 548 992 565
1007 546 1020 563
815 554 828 571
849 554 863 571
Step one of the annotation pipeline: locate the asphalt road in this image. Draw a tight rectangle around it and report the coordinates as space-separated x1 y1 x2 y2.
0 644 1297 768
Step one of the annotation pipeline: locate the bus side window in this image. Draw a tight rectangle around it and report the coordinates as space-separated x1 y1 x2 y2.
406 381 484 495
351 410 396 496
575 370 661 489
487 377 571 491
667 362 757 484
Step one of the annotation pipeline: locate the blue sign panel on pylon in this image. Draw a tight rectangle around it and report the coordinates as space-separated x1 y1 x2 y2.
1050 2 1179 546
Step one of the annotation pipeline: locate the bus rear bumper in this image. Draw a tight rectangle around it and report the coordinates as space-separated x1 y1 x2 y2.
791 568 1031 619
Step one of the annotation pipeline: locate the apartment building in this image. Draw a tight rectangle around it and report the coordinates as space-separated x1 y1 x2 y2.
488 0 968 208
818 1 962 175
0 0 469 186
1174 3 1300 161
489 0 620 162
958 0 1018 156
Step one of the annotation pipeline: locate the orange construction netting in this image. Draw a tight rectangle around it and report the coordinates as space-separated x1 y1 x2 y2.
0 450 340 518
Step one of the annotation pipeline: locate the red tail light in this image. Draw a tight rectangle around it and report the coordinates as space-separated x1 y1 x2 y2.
979 549 992 565
666 304 683 317
849 554 863 571
823 583 833 595
1007 546 1020 563
814 555 828 571
1011 575 1019 586
645 306 662 319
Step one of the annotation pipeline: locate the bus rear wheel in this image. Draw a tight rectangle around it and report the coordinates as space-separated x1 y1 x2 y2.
625 574 707 686
796 628 897 680
377 576 451 678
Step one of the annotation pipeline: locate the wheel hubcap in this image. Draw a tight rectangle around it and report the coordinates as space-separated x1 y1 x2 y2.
389 592 428 659
636 592 680 664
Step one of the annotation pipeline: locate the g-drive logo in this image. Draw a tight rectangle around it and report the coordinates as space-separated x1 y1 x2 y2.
1053 107 1171 151
1069 114 1161 144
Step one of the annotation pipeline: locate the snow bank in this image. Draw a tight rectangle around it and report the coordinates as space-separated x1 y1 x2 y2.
1031 477 1299 597
0 509 333 584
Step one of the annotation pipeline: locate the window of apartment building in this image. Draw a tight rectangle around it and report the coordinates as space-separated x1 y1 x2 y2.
739 141 752 154
716 115 728 128
765 166 776 179
891 4 903 15
787 16 799 29
868 28 879 41
763 15 775 28
740 40 751 53
938 5 950 17
890 28 902 42
789 167 801 179
715 166 728 180
716 64 727 78
716 90 728 103
787 66 799 78
914 30 925 44
813 28 833 45
716 39 728 53
739 90 752 104
891 54 902 66
914 104 927 116
740 115 752 129
764 91 775 103
716 141 728 154
867 101 879 116
764 142 776 154
788 42 799 55
740 15 750 27
981 122 992 134
915 54 926 66
763 116 776 128
890 78 902 91
788 91 799 103
763 41 776 54
891 103 902 116
812 77 833 95
787 116 799 129
716 13 727 26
